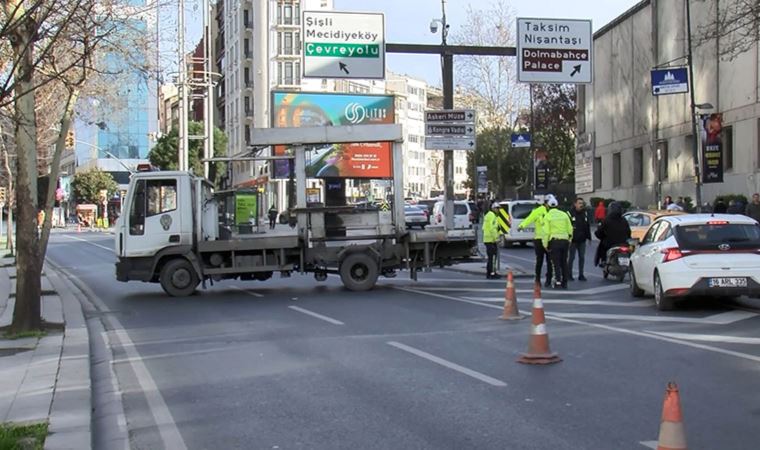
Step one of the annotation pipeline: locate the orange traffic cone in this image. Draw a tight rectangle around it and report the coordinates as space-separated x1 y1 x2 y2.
657 382 687 450
517 282 562 365
500 270 524 321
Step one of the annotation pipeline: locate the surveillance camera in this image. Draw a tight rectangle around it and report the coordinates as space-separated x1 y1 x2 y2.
430 20 438 34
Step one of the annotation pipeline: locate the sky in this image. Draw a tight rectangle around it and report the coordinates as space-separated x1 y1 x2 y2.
333 0 642 86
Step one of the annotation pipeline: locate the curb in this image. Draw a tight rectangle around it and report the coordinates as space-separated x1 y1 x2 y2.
44 266 92 450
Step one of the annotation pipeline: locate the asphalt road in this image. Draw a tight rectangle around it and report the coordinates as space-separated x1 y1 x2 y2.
46 232 760 450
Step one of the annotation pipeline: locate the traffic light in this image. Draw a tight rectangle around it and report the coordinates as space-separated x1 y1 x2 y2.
65 129 75 149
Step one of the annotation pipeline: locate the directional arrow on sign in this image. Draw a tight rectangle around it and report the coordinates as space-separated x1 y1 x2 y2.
339 62 350 74
570 64 581 77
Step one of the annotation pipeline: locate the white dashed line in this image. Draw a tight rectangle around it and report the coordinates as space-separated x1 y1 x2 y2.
288 306 344 325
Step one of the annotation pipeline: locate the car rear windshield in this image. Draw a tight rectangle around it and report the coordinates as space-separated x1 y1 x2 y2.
454 204 468 215
674 222 760 250
512 204 537 220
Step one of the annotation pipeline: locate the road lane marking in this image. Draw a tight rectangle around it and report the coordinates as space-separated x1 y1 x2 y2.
397 287 760 365
64 234 114 252
111 343 254 364
288 306 344 325
639 441 658 449
50 264 188 450
387 341 506 387
416 284 629 295
230 286 264 297
461 297 653 307
549 310 757 324
646 331 760 345
703 310 758 324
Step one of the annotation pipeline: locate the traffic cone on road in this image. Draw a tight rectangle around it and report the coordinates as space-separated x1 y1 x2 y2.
500 270 524 321
516 282 562 365
657 382 687 450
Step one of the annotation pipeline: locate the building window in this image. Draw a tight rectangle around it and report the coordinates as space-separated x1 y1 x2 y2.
658 140 669 180
633 147 643 185
723 125 733 171
279 32 294 55
244 125 250 145
593 157 601 190
613 153 621 187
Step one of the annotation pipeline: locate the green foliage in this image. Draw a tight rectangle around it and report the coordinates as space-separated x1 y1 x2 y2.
148 121 228 186
465 127 531 199
71 169 118 204
0 422 48 450
532 84 577 184
714 194 748 206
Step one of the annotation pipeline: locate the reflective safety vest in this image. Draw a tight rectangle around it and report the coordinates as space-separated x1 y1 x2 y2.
482 210 501 243
542 208 574 247
519 204 548 241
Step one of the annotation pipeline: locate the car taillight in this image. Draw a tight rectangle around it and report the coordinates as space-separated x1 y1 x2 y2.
618 246 629 253
661 247 684 262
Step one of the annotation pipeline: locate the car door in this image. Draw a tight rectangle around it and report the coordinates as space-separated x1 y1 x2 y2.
632 220 664 292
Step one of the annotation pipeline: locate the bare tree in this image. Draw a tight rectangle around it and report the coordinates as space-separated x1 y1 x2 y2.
694 0 760 60
1 0 159 333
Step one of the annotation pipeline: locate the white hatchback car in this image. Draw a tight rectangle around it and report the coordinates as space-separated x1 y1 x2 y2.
430 200 474 229
629 214 760 310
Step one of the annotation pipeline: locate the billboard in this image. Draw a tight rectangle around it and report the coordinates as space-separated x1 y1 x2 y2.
476 166 488 193
271 91 395 179
701 113 723 184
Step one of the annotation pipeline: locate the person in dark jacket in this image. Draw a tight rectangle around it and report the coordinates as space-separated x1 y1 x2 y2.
745 193 760 222
594 202 631 267
568 198 591 281
267 205 278 230
727 199 744 214
713 198 728 214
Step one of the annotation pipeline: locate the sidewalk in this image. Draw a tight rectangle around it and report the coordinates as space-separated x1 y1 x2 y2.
0 257 92 449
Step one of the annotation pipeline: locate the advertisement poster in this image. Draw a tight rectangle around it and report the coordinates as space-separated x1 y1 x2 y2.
701 113 723 184
534 148 550 192
271 92 395 179
235 193 257 225
476 166 488 193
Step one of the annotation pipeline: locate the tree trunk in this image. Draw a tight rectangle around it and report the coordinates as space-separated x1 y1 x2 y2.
9 15 42 333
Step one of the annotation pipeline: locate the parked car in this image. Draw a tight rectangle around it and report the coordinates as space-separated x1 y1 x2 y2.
413 203 431 223
629 214 760 310
498 200 541 246
404 205 428 229
430 200 474 229
624 210 687 240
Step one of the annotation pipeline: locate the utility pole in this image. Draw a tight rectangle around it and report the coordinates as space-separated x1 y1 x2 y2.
529 83 535 198
685 0 702 212
202 0 214 179
177 0 188 172
439 0 456 230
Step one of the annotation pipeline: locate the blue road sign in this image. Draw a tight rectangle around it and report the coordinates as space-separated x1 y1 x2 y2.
511 133 531 148
651 67 689 96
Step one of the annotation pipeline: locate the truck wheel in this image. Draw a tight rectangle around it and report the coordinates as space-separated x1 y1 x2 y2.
160 258 199 297
339 252 379 292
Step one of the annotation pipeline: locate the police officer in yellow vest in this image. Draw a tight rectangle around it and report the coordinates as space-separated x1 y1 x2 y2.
482 201 503 279
542 195 573 289
518 197 553 286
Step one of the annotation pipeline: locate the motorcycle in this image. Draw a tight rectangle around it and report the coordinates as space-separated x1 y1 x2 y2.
602 244 631 282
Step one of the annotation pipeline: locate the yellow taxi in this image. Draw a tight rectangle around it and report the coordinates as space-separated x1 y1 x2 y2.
623 210 687 240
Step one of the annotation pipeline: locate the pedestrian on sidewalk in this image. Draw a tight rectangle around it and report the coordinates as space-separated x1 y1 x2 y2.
518 196 553 287
594 200 606 227
745 193 760 222
568 197 591 281
267 204 278 230
543 196 572 289
482 201 502 279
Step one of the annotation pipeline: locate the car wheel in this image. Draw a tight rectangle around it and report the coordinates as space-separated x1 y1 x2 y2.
339 252 379 292
630 267 645 298
159 258 199 297
654 272 674 311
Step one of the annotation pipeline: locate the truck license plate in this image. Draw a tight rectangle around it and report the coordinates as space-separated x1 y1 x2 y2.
523 227 534 233
618 257 629 266
709 277 747 288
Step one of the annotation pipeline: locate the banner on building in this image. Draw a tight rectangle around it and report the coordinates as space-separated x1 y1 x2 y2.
271 91 395 179
534 148 550 192
476 166 488 193
700 113 723 184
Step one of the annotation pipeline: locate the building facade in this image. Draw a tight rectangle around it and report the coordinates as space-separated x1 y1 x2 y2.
580 0 760 208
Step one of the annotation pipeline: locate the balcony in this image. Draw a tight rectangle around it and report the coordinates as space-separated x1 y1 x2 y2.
244 80 253 89
244 20 252 30
244 109 254 119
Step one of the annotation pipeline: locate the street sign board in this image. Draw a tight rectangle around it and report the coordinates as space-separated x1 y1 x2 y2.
516 18 592 84
424 110 476 124
651 67 689 96
511 132 531 148
302 11 385 79
425 137 476 151
426 124 475 137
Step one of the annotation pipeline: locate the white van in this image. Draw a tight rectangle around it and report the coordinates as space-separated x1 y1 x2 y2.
430 200 474 229
498 200 541 246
